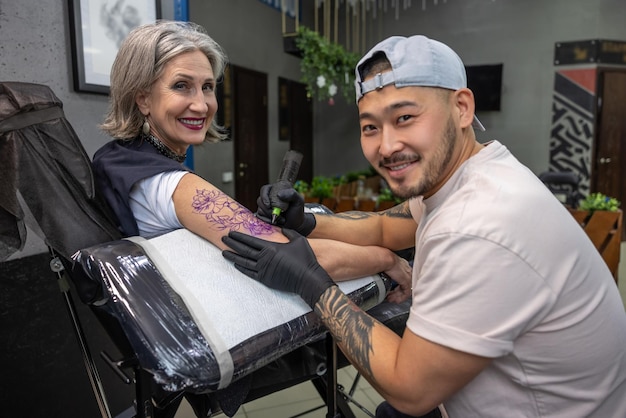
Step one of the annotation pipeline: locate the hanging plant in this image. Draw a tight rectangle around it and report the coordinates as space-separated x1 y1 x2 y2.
295 26 360 103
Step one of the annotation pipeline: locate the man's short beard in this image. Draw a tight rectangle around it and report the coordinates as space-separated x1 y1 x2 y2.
390 115 457 200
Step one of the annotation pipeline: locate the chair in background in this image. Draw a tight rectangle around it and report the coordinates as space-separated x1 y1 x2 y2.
538 171 580 208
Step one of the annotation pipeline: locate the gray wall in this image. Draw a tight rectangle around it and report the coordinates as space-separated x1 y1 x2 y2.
189 0 303 197
314 0 626 177
1 0 625 259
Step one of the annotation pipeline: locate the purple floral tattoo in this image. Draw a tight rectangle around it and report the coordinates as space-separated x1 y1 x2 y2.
191 188 274 235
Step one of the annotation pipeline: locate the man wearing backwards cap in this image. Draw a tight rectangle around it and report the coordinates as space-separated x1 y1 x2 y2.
223 35 626 417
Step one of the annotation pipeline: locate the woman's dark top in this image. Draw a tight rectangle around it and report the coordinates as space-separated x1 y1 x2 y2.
92 137 189 237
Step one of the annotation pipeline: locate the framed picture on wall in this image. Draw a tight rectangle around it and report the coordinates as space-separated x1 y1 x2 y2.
68 0 160 94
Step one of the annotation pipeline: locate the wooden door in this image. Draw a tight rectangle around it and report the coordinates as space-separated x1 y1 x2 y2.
594 70 626 239
232 65 269 210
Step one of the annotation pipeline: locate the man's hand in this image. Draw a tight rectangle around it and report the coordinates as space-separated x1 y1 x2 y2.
222 228 336 308
256 184 316 236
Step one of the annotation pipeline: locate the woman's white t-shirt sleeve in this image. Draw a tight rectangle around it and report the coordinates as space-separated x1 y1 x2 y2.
129 171 187 238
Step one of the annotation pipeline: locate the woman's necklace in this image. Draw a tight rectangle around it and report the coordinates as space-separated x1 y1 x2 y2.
143 133 187 163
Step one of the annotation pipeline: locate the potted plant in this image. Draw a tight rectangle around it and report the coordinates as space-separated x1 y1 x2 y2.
293 179 310 197
578 192 621 212
569 192 622 282
294 26 360 104
309 175 336 208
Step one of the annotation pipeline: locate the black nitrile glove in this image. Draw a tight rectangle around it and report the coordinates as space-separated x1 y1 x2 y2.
222 229 336 308
256 184 316 236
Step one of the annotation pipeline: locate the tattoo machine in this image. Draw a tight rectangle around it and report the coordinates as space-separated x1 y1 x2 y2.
270 150 303 224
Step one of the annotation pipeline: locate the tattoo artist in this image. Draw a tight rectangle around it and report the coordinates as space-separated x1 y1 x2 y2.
222 35 626 418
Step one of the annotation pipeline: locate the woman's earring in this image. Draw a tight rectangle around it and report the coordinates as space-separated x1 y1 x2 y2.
142 118 150 135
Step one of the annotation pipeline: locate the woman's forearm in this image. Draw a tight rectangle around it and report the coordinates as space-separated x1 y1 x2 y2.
309 238 403 281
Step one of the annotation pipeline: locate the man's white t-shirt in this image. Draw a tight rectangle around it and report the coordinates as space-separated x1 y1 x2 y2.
406 141 626 417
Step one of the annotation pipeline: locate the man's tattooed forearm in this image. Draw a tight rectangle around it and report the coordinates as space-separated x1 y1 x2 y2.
332 211 377 220
315 286 378 383
380 200 413 218
191 188 274 235
329 200 412 220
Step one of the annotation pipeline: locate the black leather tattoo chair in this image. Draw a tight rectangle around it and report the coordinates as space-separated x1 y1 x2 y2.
0 81 411 418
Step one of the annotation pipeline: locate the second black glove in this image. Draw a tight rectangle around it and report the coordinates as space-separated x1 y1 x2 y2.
222 229 335 308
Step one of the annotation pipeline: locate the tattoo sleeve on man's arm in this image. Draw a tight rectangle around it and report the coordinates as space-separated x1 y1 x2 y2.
329 211 376 220
191 188 274 235
314 286 378 384
328 200 412 221
382 201 413 219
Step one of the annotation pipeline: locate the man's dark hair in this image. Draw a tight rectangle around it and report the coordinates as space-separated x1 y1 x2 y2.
358 50 452 103
358 51 392 80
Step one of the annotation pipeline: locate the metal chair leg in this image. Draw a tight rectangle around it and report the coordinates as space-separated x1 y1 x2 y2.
302 334 357 418
50 252 113 418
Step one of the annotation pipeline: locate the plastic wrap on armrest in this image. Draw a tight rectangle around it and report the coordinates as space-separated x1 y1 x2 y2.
73 239 222 392
72 229 391 393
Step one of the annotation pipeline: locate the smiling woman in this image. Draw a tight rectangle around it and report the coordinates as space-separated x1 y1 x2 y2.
135 49 217 156
92 20 232 240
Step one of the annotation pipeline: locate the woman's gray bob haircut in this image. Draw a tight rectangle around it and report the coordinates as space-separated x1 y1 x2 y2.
100 20 228 142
